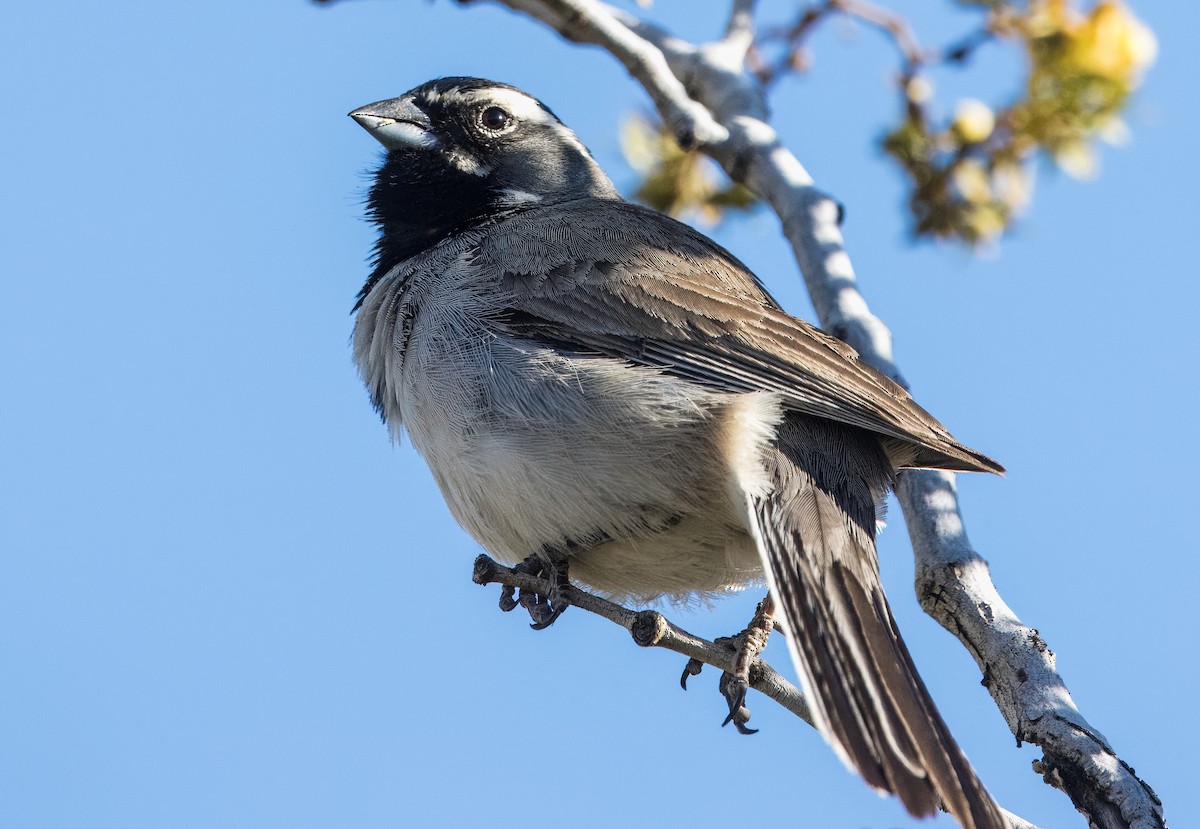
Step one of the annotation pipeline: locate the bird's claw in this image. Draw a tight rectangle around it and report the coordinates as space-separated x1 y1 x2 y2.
498 583 520 613
678 595 776 735
527 584 572 630
680 658 704 690
496 552 572 629
720 673 758 734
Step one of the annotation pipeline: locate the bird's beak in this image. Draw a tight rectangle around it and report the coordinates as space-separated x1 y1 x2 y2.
349 96 437 150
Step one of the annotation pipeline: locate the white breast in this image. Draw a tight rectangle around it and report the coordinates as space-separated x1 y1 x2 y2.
354 249 777 602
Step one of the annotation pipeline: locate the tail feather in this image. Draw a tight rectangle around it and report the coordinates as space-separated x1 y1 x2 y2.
747 414 1005 829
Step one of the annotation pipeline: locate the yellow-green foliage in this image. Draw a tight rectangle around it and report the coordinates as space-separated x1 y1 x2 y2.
882 0 1155 244
621 114 756 226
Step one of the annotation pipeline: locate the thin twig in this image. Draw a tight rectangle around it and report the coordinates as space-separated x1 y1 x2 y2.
471 555 814 725
720 0 759 60
755 2 996 84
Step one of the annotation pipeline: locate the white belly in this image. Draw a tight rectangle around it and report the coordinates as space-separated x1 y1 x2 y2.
397 323 765 601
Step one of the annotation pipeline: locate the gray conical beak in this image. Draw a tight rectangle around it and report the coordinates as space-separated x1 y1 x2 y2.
349 97 438 150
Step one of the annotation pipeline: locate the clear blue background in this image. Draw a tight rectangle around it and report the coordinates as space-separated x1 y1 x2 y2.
2 2 1196 827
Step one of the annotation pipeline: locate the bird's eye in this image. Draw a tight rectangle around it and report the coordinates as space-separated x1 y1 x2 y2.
480 106 511 131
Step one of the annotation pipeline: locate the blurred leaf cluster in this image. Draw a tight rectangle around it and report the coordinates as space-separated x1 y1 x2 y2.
620 114 756 226
883 0 1155 244
621 0 1155 245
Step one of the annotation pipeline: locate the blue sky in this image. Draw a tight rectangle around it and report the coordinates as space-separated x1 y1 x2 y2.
2 1 1196 827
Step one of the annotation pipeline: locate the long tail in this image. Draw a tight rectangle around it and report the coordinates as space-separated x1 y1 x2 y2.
747 413 1005 829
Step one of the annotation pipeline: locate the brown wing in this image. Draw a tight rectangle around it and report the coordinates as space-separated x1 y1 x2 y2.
478 198 1003 474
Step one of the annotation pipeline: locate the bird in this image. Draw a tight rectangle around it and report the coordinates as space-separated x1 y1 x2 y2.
349 76 1007 829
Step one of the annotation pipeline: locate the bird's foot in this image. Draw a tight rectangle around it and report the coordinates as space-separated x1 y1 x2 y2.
497 551 572 630
680 595 777 735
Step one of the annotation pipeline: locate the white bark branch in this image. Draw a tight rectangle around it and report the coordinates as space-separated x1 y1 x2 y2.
898 471 1164 829
443 1 1164 826
719 0 758 59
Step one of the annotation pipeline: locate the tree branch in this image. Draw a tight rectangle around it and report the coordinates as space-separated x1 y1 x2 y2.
898 471 1165 829
471 554 814 726
719 0 758 61
472 553 1043 829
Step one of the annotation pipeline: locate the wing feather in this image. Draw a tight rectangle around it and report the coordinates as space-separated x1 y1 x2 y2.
481 199 1002 474
751 413 1005 829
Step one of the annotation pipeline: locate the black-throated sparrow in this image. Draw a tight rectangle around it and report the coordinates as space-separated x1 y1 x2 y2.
349 77 1006 829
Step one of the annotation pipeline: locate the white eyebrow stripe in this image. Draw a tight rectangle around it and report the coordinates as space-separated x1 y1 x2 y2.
458 87 554 125
456 87 596 159
434 84 597 164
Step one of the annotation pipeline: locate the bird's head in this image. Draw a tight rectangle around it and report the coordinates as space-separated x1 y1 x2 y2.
351 77 618 274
